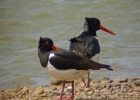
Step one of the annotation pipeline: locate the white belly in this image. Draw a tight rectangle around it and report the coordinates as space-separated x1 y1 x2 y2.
44 61 91 81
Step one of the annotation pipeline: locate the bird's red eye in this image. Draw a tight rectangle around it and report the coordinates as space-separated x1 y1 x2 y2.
94 21 97 24
46 42 49 44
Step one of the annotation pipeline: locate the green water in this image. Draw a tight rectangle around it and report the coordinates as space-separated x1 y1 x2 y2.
0 0 140 89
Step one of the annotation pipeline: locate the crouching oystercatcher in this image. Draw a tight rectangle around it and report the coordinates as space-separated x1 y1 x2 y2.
69 17 115 88
38 37 113 100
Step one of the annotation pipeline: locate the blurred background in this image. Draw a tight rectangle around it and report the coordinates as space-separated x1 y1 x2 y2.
0 0 140 89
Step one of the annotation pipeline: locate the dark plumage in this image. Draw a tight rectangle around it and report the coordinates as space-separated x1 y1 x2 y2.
38 37 113 100
69 33 100 59
49 50 112 71
69 17 115 87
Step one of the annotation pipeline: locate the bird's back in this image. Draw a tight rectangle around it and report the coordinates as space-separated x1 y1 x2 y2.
69 31 100 59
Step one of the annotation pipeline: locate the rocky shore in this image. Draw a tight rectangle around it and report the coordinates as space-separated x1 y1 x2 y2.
0 77 140 100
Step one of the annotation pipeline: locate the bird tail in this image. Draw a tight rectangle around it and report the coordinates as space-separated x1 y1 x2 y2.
88 60 113 71
101 64 113 71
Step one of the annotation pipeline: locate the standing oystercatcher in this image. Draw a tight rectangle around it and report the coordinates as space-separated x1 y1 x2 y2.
69 17 115 88
38 37 113 100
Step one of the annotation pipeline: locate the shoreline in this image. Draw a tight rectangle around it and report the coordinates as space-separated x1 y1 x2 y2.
0 77 140 100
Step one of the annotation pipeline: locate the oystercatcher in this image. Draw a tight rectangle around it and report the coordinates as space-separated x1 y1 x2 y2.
38 37 113 100
69 17 115 87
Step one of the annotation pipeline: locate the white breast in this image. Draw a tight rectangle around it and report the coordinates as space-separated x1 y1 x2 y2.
44 53 91 81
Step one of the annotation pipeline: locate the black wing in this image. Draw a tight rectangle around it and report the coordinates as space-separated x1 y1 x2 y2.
49 50 112 71
69 36 100 59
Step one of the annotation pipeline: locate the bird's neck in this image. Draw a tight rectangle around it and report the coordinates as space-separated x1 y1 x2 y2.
85 30 97 37
38 49 49 68
91 30 97 37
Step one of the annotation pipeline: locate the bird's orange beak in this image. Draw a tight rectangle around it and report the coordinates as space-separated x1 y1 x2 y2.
51 46 60 50
99 25 116 35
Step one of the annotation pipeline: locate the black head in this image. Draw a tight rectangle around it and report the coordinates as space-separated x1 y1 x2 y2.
38 37 54 52
85 17 101 32
85 17 115 36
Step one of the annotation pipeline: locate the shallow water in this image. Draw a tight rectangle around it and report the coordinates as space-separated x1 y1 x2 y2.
0 0 140 89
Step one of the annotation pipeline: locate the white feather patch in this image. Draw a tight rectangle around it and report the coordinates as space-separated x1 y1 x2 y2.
94 36 98 40
44 60 91 81
49 53 55 59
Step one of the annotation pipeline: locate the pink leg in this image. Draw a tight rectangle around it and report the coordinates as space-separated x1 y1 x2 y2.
82 78 86 87
64 81 74 100
56 81 65 100
85 72 90 88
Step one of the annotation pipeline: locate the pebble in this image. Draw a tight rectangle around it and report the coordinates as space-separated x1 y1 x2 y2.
20 86 29 95
100 77 111 84
94 84 100 89
40 93 47 97
114 78 128 83
0 77 140 100
52 90 61 95
94 93 101 97
84 87 92 92
65 87 72 93
86 91 93 95
32 86 44 95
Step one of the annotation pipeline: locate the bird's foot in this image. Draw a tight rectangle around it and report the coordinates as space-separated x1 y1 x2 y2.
84 85 90 88
84 80 90 88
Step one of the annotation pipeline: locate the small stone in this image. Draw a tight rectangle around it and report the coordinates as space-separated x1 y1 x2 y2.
87 91 93 95
101 80 111 84
114 78 128 83
65 86 72 92
44 87 51 93
94 90 100 93
94 93 101 97
101 77 110 81
52 90 61 96
40 93 47 97
51 77 62 85
84 87 92 92
20 86 29 95
129 78 140 82
52 87 57 91
99 96 107 100
78 87 84 91
103 92 110 95
94 84 100 89
113 83 121 87
133 81 140 86
25 98 29 100
33 86 44 95
79 82 85 87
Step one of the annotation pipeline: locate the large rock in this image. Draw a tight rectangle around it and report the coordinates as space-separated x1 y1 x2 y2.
51 77 62 85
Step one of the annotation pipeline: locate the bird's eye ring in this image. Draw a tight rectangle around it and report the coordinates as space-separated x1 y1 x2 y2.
46 42 49 45
94 21 97 24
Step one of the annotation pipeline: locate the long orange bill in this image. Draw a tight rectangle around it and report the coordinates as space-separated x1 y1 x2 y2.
99 25 116 35
51 46 60 50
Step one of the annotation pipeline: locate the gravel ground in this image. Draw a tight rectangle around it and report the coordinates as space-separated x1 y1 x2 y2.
0 77 140 100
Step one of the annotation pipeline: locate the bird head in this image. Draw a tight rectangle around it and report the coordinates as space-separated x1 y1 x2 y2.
85 17 115 35
38 37 60 52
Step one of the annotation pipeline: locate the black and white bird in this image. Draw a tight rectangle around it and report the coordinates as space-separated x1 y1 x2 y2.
38 37 113 100
69 17 115 87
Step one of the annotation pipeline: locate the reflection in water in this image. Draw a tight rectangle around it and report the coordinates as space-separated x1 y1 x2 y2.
0 0 140 89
